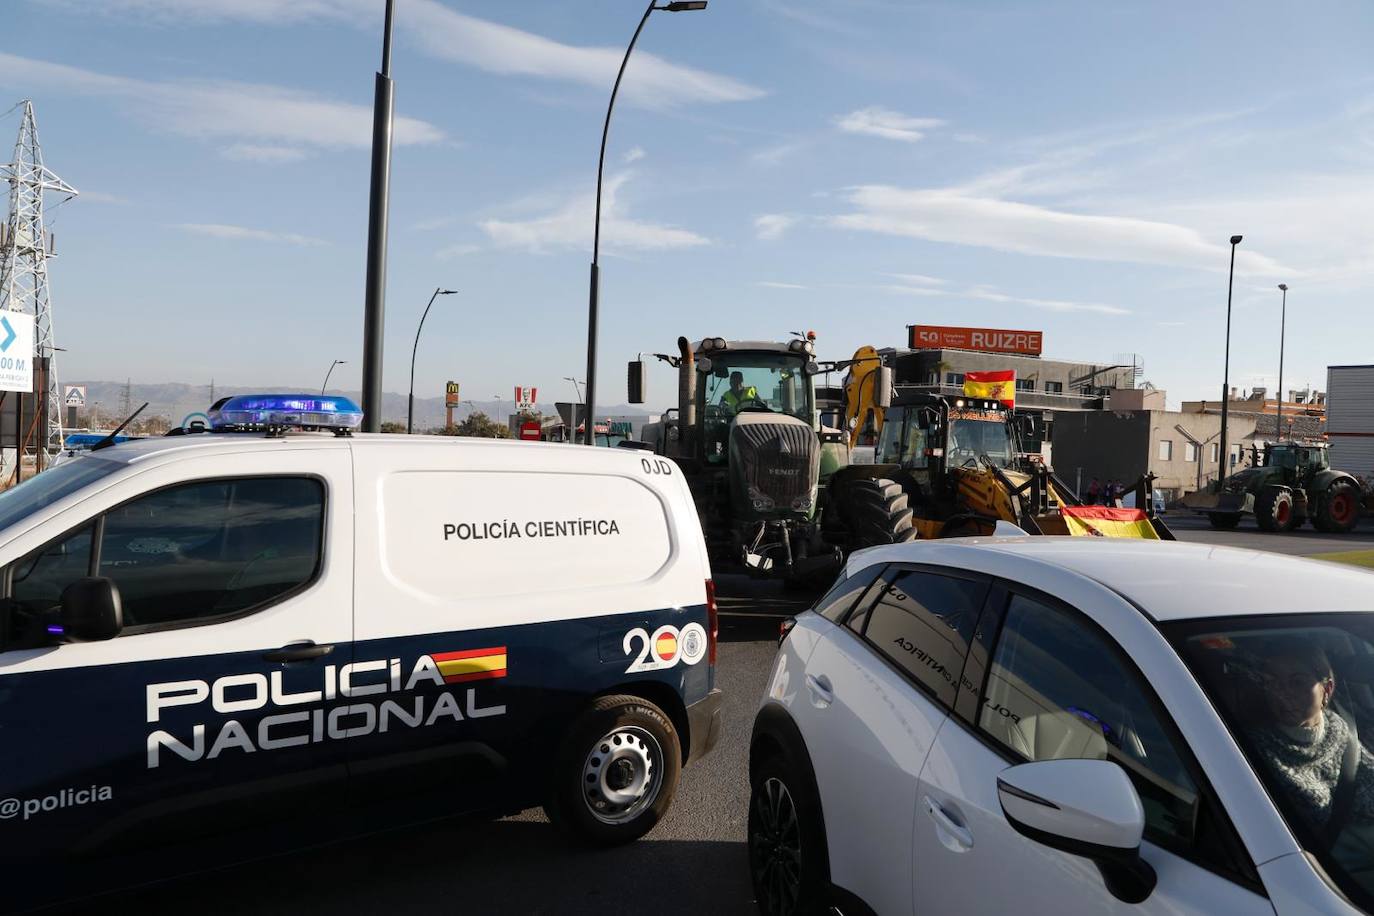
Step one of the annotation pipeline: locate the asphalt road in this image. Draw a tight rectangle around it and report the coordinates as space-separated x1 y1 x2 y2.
1163 511 1374 556
80 520 1374 915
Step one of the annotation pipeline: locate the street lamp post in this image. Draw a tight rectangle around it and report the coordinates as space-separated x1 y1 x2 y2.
1217 234 1243 487
581 1 708 445
361 0 398 433
564 376 584 443
321 359 347 396
407 288 457 434
493 396 503 427
1277 283 1288 443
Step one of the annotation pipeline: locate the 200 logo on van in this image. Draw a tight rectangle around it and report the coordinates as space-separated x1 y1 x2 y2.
623 623 708 673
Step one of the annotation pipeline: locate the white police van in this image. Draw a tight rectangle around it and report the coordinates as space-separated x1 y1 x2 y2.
0 395 720 909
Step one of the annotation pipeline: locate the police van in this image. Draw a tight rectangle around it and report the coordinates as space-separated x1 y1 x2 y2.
0 395 721 908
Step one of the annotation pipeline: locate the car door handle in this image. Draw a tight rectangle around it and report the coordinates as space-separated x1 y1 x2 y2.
924 795 974 852
262 641 334 663
805 673 834 707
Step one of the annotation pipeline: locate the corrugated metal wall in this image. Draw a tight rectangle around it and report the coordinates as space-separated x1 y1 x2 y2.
1327 365 1374 479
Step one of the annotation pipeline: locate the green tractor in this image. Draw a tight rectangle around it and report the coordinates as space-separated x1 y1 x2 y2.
630 336 888 584
1198 442 1362 533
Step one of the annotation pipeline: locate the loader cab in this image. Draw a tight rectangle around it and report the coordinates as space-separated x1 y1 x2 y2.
695 340 818 465
877 392 1018 477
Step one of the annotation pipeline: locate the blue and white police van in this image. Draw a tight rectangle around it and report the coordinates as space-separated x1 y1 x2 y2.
0 395 721 909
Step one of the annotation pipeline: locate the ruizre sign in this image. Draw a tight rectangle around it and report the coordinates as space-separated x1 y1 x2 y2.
909 324 1043 356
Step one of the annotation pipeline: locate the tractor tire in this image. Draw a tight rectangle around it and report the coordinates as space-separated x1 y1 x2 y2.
841 478 916 548
1255 487 1297 533
1315 479 1362 534
1207 512 1242 530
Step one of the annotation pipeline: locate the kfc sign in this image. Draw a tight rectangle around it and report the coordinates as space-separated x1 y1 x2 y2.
909 325 1043 356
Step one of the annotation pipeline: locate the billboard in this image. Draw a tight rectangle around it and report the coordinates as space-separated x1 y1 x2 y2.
514 386 537 411
445 381 460 408
908 324 1042 356
64 385 87 408
0 312 34 393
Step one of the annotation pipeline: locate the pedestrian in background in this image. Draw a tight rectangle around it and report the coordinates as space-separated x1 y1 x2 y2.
1087 477 1101 504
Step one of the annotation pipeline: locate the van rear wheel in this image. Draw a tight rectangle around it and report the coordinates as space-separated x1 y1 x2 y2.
545 694 681 846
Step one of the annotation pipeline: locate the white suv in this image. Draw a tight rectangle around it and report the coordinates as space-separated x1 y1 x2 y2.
749 537 1374 915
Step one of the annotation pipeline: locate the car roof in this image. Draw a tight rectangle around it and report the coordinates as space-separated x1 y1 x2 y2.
847 536 1374 622
74 432 650 467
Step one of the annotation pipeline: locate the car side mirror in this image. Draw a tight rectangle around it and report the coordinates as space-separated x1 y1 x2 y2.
59 577 123 642
875 366 893 409
627 360 646 404
997 759 1156 904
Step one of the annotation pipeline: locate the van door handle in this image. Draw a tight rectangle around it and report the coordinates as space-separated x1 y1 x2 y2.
262 641 334 663
924 795 974 852
805 673 834 707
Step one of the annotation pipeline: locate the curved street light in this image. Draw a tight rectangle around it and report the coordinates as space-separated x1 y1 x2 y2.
320 359 347 396
581 1 708 445
408 287 458 434
1217 235 1243 485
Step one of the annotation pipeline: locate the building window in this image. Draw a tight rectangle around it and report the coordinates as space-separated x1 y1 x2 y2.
1044 381 1063 394
1015 379 1035 392
945 372 964 387
1158 439 1173 461
1184 442 1198 462
1209 443 1219 463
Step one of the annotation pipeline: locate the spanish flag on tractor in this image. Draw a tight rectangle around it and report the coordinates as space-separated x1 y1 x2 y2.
1060 506 1162 539
963 370 1016 409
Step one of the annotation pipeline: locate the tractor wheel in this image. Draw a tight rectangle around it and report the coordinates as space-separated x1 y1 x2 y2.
1255 487 1297 533
841 478 916 548
1207 512 1242 530
1315 480 1361 533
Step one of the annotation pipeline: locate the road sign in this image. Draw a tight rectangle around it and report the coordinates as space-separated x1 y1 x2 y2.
445 381 460 408
64 385 87 408
519 421 541 441
514 386 537 411
0 312 34 393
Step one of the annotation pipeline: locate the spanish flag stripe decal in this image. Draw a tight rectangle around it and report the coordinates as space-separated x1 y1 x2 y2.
429 647 508 683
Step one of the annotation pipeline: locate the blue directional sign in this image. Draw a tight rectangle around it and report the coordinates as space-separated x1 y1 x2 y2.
0 316 15 353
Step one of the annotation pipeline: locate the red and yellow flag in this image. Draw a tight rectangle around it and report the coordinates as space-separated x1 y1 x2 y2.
430 647 508 683
963 370 1016 408
1061 506 1161 539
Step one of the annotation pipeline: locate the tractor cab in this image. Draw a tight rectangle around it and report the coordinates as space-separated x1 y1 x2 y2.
695 339 818 465
1265 442 1328 481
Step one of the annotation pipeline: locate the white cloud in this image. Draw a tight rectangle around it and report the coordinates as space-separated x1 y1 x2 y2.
177 223 326 246
436 243 480 259
755 281 808 290
836 107 945 143
881 275 1129 315
46 0 765 109
480 174 709 254
888 272 945 287
623 146 647 164
0 53 444 150
755 214 798 241
833 185 1289 275
222 143 309 163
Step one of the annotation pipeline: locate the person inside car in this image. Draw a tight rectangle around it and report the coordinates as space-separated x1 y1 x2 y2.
1249 644 1374 831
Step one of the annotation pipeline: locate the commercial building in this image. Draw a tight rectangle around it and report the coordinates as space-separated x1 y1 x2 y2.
1327 365 1374 480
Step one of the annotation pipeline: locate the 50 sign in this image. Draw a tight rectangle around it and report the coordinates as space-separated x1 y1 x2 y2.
623 623 707 674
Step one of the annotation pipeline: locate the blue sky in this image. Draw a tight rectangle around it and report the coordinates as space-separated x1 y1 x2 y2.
4 0 1374 413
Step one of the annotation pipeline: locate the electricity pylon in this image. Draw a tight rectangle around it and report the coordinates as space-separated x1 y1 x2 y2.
0 100 77 465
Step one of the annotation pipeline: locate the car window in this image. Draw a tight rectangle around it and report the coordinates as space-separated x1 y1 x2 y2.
99 477 324 629
815 563 885 623
979 594 1199 849
854 567 989 709
2 524 95 650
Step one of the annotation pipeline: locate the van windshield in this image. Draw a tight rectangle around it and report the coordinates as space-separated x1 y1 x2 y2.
0 458 122 532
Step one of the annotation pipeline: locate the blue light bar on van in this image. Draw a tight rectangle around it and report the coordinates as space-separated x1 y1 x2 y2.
209 394 364 431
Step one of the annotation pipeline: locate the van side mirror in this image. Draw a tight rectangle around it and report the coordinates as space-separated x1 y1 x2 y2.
875 366 893 409
59 577 123 642
627 360 646 405
997 759 1156 904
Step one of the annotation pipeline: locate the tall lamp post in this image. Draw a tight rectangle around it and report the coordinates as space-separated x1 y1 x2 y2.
1217 234 1243 487
321 359 347 396
564 376 585 443
582 1 708 445
361 0 398 433
407 287 457 434
1276 283 1288 443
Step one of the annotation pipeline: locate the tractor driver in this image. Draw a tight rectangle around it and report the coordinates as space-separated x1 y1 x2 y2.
720 371 760 414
